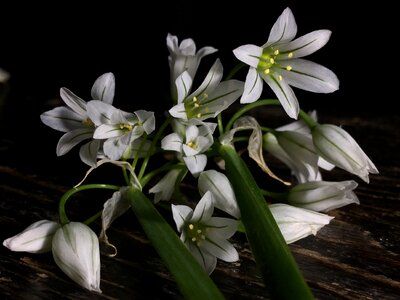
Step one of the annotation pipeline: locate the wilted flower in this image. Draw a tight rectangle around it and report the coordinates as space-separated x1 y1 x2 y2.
311 124 378 182
270 204 333 244
233 7 338 118
172 191 238 274
288 180 359 212
3 220 59 253
52 222 101 293
149 169 183 203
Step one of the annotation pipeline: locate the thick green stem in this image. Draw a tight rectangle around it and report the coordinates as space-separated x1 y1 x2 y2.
299 110 317 129
219 144 314 300
127 188 224 300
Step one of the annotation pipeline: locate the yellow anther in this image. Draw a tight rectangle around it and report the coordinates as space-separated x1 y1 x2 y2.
194 103 200 108
288 52 293 58
197 113 202 118
201 235 206 240
192 237 197 242
193 96 198 102
278 75 283 81
82 118 94 127
264 68 270 74
204 107 209 113
197 229 202 234
286 65 292 71
269 58 275 64
189 224 194 230
187 141 195 148
274 49 279 55
119 124 133 130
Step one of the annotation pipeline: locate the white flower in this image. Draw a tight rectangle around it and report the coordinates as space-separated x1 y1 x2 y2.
263 131 321 183
87 100 155 161
169 59 244 121
233 7 339 119
198 170 240 218
269 203 333 244
167 33 217 101
312 124 378 183
171 191 238 274
52 222 101 293
0 68 10 82
288 180 359 212
40 72 115 166
149 169 182 203
3 220 59 253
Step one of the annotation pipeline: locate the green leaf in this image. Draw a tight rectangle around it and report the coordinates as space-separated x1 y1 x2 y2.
219 144 314 300
127 188 224 300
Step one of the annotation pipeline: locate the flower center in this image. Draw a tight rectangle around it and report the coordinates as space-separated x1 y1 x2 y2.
119 123 133 131
184 93 209 119
258 48 294 78
82 118 94 128
186 140 197 150
186 223 207 245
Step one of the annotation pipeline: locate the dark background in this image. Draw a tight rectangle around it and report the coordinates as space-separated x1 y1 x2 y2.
0 0 394 181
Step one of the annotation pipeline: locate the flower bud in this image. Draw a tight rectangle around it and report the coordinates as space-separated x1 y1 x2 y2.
288 180 359 212
52 222 101 293
3 220 59 253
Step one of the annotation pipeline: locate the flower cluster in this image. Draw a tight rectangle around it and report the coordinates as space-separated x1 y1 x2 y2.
3 7 377 296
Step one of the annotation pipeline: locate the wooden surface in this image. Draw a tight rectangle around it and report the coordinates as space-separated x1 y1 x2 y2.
1 107 399 299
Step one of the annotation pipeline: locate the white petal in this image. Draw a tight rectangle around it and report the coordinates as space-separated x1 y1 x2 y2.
232 44 262 68
318 156 335 171
175 71 193 104
57 129 93 156
200 238 238 262
3 220 59 253
169 103 188 120
190 59 223 98
264 7 297 47
161 133 183 152
179 38 196 55
206 217 238 239
183 154 207 177
86 100 116 126
40 107 84 132
279 59 339 93
60 88 87 116
103 137 128 161
277 131 318 166
183 144 200 156
197 46 218 59
240 68 263 104
0 68 10 82
79 140 100 167
198 170 240 218
187 242 217 275
279 30 331 58
93 124 123 139
192 191 214 223
91 72 115 104
135 110 155 134
166 33 179 54
172 204 193 232
262 73 299 119
186 125 200 141
149 169 182 203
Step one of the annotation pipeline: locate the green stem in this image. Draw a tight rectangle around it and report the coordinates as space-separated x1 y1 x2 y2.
83 210 103 225
225 99 280 132
131 134 148 171
138 116 171 181
299 110 317 129
140 162 185 188
219 144 314 300
58 184 121 225
217 113 224 136
225 62 245 80
127 188 224 300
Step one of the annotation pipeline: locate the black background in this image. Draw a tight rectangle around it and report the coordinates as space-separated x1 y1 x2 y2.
0 0 394 180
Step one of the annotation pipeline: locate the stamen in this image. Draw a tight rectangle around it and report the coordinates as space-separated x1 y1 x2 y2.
264 68 270 74
197 229 202 234
201 235 206 240
193 96 198 102
288 52 293 58
189 224 194 230
197 113 202 118
82 118 94 127
192 237 197 242
278 75 283 81
274 49 279 55
269 58 275 64
119 124 133 130
194 103 200 108
286 65 292 71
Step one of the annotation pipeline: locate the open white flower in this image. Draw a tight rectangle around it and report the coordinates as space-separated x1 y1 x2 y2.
233 7 338 119
87 100 155 161
288 180 359 212
169 59 244 121
52 222 101 293
269 203 333 244
40 72 115 166
3 220 59 253
167 33 217 101
311 124 378 183
171 191 238 274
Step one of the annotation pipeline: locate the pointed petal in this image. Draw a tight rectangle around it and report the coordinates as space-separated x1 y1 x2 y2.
135 110 155 134
186 125 200 141
103 137 128 161
149 169 182 203
161 133 183 152
91 72 115 104
187 242 217 274
192 191 214 223
279 59 339 93
279 30 331 58
190 59 223 97
86 100 116 126
201 238 238 262
264 7 297 47
183 154 207 177
166 33 179 54
318 156 335 171
172 204 193 232
197 46 218 59
79 140 100 167
93 124 123 139
169 103 188 120
40 107 84 132
179 38 196 55
207 217 238 239
240 68 263 103
175 71 193 103
60 88 87 116
57 129 93 156
232 45 262 68
262 74 299 119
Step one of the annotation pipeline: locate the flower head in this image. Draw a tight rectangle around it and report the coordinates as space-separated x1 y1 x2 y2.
171 191 238 274
288 180 359 212
3 220 59 253
233 7 338 118
52 222 101 293
311 124 378 182
40 72 115 166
